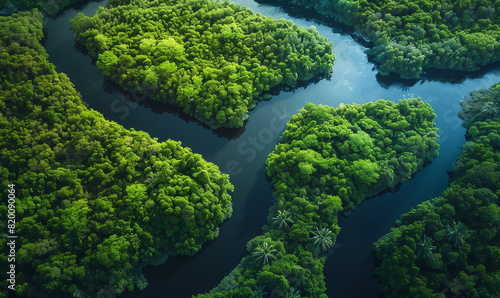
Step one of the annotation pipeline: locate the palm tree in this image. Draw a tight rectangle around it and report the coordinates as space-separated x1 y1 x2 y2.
416 235 436 259
250 285 267 298
311 228 335 254
445 221 470 246
272 210 294 229
285 287 301 298
479 101 500 119
253 242 277 266
220 274 239 291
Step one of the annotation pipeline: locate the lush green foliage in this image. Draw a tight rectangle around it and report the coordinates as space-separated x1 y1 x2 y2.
374 90 500 297
284 287 301 298
267 99 439 214
310 228 335 255
272 210 294 229
70 0 334 129
263 0 500 78
0 0 84 15
0 11 233 297
459 82 500 128
253 243 278 266
196 235 328 297
195 99 439 297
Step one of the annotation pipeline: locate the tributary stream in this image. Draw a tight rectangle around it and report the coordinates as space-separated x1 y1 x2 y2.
41 0 500 296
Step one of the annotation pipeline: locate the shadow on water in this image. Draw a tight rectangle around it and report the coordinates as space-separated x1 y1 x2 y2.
421 62 500 84
64 0 104 12
376 61 500 89
374 71 420 90
122 166 274 297
237 166 274 237
254 0 375 48
100 78 250 138
254 0 342 29
328 160 452 298
44 0 104 18
72 40 246 139
70 20 332 140
256 0 500 91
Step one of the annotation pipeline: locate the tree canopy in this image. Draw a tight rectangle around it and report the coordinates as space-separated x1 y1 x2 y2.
0 10 233 297
261 0 500 78
374 84 500 297
267 99 440 214
0 0 85 15
70 0 335 129
459 82 500 128
195 99 439 297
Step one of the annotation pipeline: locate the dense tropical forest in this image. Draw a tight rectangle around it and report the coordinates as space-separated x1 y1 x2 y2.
194 99 440 297
0 10 234 297
262 0 500 79
2 0 500 297
0 0 82 15
374 83 500 297
5 0 500 79
69 0 335 129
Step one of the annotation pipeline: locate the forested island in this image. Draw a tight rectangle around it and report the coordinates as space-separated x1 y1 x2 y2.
70 0 335 129
374 83 500 297
195 99 439 297
2 0 499 297
0 10 234 297
262 0 500 79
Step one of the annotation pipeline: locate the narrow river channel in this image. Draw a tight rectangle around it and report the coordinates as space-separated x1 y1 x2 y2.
40 0 500 296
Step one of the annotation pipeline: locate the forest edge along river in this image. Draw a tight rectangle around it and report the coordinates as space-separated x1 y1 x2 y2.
32 0 500 297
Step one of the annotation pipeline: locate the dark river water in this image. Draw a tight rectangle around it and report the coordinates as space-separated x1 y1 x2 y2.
39 0 500 297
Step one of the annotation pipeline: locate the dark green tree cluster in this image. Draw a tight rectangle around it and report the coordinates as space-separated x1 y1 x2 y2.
195 236 328 297
459 82 500 128
0 10 233 297
262 0 500 78
268 99 439 213
69 0 335 129
374 93 500 297
195 99 439 297
0 0 84 15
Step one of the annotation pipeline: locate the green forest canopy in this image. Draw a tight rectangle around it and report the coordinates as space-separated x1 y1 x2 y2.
374 84 500 297
264 0 500 79
194 99 440 297
459 81 500 127
0 0 84 15
70 0 335 129
0 10 233 297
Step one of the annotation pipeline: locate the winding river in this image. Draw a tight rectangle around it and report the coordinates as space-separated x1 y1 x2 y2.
39 0 500 297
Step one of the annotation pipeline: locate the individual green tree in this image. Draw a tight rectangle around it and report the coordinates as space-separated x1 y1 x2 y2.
285 287 302 298
272 210 294 229
253 243 277 266
250 285 267 298
416 235 436 260
445 221 470 246
310 228 335 255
